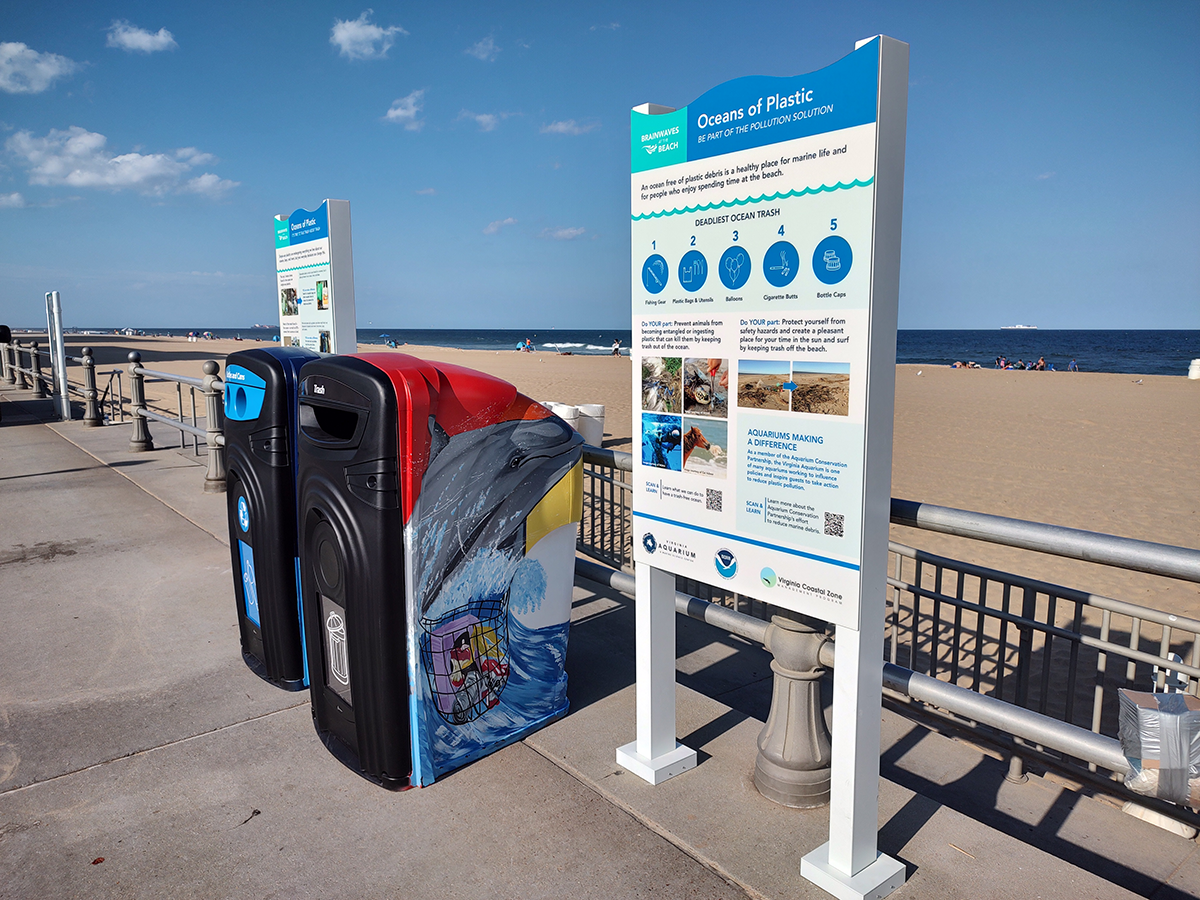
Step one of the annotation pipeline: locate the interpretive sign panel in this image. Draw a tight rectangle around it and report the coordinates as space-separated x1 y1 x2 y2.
274 199 356 354
630 38 903 631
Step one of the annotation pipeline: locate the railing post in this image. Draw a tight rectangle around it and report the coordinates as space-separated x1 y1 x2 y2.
1 342 12 385
128 351 153 451
14 342 29 389
29 342 46 399
201 360 226 493
754 615 834 807
81 347 101 426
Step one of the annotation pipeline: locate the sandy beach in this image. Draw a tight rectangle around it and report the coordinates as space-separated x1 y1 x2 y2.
47 334 1200 618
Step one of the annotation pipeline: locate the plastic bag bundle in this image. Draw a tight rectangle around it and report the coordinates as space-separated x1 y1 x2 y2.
1118 689 1200 806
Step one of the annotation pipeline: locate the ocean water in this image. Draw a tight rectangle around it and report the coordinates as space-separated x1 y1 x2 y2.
68 326 1198 375
896 330 1200 377
81 326 636 356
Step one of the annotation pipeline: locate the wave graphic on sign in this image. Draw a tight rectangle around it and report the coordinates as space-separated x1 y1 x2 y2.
631 178 874 220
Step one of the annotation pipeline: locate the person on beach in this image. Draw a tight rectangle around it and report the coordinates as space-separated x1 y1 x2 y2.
1068 358 1079 372
1035 356 1046 371
611 339 621 357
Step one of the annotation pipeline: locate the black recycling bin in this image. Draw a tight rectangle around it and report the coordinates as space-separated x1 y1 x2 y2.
224 346 319 690
297 353 583 788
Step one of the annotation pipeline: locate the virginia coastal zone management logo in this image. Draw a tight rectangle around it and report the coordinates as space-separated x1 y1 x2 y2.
714 548 737 579
760 567 777 588
642 533 658 554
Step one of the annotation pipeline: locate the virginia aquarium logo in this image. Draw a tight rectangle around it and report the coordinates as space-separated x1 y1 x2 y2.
642 532 658 554
760 567 777 588
714 548 737 579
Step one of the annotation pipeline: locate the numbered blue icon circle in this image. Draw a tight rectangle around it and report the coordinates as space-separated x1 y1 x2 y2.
763 241 799 287
237 496 250 532
718 246 751 289
678 249 708 291
813 235 852 284
642 254 668 294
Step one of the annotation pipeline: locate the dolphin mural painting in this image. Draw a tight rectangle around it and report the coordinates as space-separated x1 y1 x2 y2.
297 354 583 788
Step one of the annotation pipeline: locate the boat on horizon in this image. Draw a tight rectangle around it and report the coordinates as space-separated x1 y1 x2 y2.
1001 324 1037 330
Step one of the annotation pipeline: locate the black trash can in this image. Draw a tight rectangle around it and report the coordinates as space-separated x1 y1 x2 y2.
224 346 319 690
297 353 583 788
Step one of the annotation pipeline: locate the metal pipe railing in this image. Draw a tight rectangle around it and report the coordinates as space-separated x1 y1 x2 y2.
891 498 1200 584
125 353 226 492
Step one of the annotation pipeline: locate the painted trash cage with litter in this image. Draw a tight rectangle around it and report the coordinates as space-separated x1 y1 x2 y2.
223 346 319 690
296 353 583 789
1118 689 1200 806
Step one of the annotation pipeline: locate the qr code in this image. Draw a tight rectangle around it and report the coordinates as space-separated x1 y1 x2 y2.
706 489 723 512
824 512 844 537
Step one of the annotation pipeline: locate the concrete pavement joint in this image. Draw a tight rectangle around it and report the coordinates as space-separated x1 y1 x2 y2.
0 701 309 799
45 419 230 547
522 738 764 900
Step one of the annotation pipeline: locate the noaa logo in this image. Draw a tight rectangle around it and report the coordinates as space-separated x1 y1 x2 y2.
237 496 250 532
714 548 737 579
760 567 777 588
642 532 657 554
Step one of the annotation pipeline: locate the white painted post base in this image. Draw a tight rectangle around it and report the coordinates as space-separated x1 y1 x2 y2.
616 564 696 785
616 741 697 785
801 843 906 900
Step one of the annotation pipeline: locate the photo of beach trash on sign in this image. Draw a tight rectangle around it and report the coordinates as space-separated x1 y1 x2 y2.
681 417 728 478
790 362 850 416
737 360 791 411
642 357 682 413
641 413 682 471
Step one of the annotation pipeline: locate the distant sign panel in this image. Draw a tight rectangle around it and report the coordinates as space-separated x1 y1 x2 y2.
274 199 356 354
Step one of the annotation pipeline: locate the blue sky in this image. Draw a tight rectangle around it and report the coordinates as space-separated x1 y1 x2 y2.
2 2 1197 329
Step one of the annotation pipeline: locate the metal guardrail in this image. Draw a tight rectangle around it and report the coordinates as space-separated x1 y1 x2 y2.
578 447 1200 822
126 353 226 493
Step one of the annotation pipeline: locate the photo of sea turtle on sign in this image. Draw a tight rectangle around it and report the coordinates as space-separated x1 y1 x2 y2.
683 358 728 418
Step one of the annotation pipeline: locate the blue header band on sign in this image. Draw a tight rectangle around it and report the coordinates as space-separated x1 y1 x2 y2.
631 39 879 172
277 200 329 248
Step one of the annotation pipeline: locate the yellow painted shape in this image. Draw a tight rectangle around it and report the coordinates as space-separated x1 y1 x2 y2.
471 625 499 661
525 459 583 552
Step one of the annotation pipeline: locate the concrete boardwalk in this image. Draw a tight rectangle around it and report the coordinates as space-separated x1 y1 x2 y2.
1 388 1198 899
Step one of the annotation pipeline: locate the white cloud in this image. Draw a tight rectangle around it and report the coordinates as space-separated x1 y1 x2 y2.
331 10 406 60
458 110 507 132
384 90 424 130
183 173 239 198
590 22 620 31
415 187 436 195
0 192 25 208
5 126 236 198
176 147 215 166
106 21 177 53
540 226 585 241
483 217 516 235
1036 171 1056 180
0 42 78 94
465 36 499 61
540 119 598 136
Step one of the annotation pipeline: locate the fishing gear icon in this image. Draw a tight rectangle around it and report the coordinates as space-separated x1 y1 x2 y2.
769 249 791 279
644 258 666 288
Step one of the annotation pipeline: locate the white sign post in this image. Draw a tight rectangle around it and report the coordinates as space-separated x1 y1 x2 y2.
623 36 909 900
274 199 357 354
